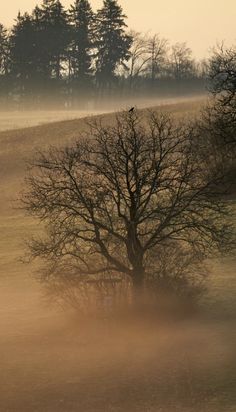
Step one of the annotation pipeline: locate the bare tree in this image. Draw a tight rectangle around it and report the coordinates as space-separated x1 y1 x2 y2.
195 45 236 191
195 59 209 79
22 111 233 301
127 31 150 88
206 44 236 146
169 42 195 79
208 44 236 98
127 32 168 87
147 34 168 82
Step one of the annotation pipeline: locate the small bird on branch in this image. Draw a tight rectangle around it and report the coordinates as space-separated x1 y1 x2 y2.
129 107 135 113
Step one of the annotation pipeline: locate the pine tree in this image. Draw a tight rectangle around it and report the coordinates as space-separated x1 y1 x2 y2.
0 24 9 76
69 0 94 82
34 0 70 80
31 6 50 81
95 0 132 86
0 23 10 99
9 13 37 92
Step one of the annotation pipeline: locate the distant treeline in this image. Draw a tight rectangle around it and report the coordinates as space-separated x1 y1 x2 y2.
0 0 208 108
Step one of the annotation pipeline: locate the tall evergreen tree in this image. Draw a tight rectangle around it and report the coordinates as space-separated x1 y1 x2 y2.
0 24 9 76
0 23 10 99
69 0 94 82
31 6 50 81
34 0 70 80
9 12 37 94
95 0 132 85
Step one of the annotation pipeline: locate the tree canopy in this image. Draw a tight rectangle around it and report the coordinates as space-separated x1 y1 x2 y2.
94 0 132 84
69 0 94 82
22 111 233 299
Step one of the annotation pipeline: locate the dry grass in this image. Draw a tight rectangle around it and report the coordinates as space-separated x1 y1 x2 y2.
0 98 235 412
0 95 204 131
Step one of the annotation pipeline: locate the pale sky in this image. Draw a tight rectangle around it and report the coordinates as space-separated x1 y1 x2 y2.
0 0 235 59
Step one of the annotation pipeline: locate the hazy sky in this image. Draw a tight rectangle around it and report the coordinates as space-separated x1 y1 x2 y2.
1 0 235 58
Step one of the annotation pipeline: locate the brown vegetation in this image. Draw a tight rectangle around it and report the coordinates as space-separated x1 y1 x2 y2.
0 100 235 412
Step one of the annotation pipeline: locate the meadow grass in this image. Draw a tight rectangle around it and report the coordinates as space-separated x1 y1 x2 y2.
0 98 235 412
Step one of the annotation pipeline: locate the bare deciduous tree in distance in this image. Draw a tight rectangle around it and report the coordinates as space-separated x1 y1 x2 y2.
22 111 233 303
197 45 236 189
128 31 150 88
204 45 236 147
169 42 195 79
147 34 168 82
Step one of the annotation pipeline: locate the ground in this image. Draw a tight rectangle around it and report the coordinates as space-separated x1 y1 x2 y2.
0 98 235 412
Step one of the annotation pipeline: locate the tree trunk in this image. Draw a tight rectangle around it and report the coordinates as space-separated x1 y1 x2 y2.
132 268 145 306
56 56 60 81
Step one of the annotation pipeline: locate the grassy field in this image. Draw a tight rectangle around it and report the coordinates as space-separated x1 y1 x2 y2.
0 109 107 132
0 99 235 412
0 95 204 132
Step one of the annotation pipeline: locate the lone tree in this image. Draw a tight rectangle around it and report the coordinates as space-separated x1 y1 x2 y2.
23 111 233 301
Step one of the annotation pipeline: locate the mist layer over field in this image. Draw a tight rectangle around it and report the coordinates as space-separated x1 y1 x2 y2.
0 100 235 412
0 95 204 131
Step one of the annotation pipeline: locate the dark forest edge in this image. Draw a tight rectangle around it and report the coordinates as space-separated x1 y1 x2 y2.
0 0 214 110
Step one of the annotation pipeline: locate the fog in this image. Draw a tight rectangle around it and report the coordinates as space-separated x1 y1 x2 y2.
0 0 235 407
0 101 235 411
1 260 236 412
0 94 204 132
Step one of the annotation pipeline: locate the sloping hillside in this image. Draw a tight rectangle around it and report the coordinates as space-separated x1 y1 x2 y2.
1 99 236 412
